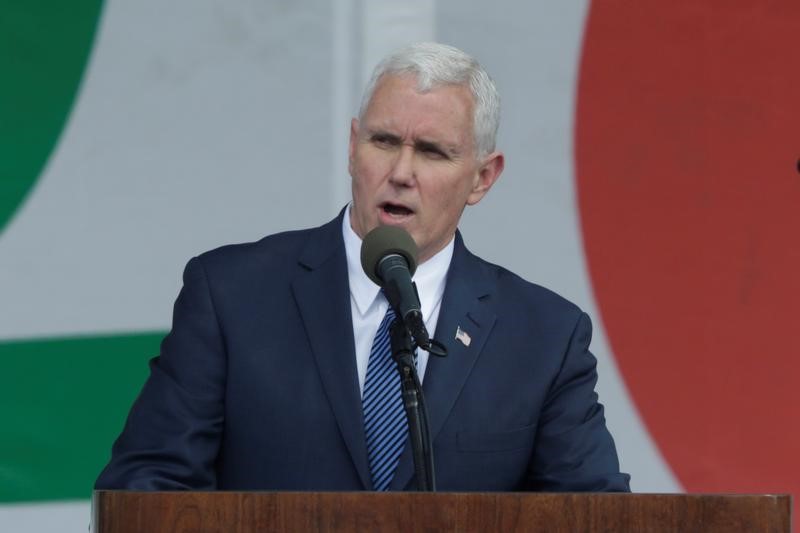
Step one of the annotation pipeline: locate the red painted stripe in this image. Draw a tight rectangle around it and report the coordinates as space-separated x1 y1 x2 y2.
576 0 800 502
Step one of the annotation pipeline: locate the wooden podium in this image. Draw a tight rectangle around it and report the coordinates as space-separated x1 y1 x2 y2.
92 491 791 532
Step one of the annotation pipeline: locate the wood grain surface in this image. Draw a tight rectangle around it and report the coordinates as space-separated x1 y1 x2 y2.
92 491 791 532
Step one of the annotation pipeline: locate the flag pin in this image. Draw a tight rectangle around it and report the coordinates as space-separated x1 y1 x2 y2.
455 326 471 347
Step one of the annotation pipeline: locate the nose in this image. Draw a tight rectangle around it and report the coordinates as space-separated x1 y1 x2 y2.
388 145 416 187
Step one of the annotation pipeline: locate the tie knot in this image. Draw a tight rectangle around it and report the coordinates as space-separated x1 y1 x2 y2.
377 305 396 336
378 289 396 322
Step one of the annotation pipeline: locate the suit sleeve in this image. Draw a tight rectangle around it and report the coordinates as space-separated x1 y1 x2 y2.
526 312 631 492
95 256 227 490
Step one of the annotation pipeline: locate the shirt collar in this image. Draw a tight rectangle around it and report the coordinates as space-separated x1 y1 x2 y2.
342 203 454 318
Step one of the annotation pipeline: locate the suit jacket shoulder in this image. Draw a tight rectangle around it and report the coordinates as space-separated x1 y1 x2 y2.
413 232 630 492
195 216 343 283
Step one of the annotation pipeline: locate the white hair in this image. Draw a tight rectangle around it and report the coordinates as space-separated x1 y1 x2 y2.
357 42 500 158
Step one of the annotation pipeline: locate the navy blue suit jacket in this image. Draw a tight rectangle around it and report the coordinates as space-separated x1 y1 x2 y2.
96 214 630 492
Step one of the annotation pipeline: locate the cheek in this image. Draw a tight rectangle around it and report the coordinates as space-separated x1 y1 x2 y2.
428 172 473 205
351 159 373 189
353 163 379 191
351 158 386 204
351 176 370 205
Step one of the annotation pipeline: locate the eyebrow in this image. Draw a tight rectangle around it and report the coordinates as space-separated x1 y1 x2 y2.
367 129 460 157
368 130 400 143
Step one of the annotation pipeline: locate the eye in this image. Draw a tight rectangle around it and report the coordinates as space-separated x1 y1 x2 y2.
371 134 398 148
418 143 448 160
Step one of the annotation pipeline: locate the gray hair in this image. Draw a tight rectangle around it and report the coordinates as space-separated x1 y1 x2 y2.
357 42 500 158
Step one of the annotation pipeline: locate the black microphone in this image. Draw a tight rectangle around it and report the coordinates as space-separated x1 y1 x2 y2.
360 225 431 349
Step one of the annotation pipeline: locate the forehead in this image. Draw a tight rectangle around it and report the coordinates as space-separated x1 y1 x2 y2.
362 75 475 145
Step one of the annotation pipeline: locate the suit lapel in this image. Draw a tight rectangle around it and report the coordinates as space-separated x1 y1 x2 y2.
391 233 497 490
291 215 372 490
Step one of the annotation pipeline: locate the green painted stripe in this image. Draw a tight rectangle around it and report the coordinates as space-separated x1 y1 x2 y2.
0 332 165 502
0 0 104 234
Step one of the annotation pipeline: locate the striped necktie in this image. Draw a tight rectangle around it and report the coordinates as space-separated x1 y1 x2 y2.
362 305 407 491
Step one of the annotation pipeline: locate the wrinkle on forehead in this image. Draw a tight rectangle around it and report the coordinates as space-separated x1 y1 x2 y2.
360 75 476 155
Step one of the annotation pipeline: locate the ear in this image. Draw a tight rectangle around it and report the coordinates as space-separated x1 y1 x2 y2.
467 151 505 206
348 118 359 174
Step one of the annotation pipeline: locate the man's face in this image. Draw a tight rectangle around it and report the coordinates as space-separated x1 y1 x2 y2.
349 74 504 263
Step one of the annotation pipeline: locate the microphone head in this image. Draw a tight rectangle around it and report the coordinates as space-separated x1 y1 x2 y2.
360 225 418 285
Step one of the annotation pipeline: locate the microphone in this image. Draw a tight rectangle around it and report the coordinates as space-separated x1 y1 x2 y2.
360 225 431 349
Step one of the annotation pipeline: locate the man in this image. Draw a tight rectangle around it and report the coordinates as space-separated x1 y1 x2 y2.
96 43 630 492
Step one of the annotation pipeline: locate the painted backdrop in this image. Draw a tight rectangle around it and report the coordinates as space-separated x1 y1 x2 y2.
1 1 797 529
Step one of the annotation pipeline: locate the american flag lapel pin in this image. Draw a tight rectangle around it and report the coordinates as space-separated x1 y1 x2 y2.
455 326 471 347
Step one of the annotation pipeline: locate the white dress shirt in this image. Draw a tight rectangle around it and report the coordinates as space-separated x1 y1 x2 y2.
342 204 453 396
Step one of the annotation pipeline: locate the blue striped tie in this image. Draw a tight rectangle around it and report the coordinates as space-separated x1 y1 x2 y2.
362 305 407 491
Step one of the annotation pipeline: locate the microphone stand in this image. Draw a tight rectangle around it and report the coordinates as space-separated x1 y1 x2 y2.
388 320 436 491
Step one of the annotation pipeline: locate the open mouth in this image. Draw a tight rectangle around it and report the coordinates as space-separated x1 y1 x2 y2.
380 202 413 217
